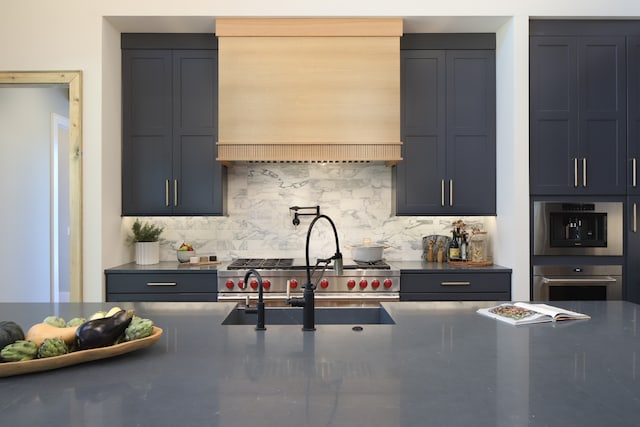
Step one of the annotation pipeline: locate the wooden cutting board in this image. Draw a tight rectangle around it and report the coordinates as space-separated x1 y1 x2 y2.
178 260 221 267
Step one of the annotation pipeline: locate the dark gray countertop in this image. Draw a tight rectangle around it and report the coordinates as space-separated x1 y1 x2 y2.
105 260 512 274
2 300 637 426
390 260 512 272
105 261 221 273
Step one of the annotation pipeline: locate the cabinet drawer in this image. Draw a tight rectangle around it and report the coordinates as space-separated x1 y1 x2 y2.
107 292 217 302
106 273 216 294
401 272 511 294
400 292 509 301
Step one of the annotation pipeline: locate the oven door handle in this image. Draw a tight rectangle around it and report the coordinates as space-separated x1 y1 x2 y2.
542 276 617 284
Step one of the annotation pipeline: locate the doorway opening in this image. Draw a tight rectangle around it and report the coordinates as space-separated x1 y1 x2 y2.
0 71 83 302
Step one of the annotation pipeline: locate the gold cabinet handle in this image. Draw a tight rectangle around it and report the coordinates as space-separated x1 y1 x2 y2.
582 158 587 187
165 180 170 207
449 179 453 207
174 179 178 207
574 158 579 187
441 179 445 207
633 158 637 188
440 281 471 286
634 202 637 233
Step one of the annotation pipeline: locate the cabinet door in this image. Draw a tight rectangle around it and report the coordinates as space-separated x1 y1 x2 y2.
446 50 496 214
577 37 626 195
626 197 640 304
530 37 579 195
530 36 626 196
628 36 640 194
396 49 495 215
396 50 446 214
172 50 224 215
122 50 174 215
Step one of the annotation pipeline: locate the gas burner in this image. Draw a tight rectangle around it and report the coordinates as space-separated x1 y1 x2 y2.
352 260 391 270
227 258 294 270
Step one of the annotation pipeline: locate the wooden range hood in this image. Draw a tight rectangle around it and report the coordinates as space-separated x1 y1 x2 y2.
216 18 403 166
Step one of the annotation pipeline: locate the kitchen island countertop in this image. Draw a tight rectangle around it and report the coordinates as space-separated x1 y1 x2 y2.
1 300 638 426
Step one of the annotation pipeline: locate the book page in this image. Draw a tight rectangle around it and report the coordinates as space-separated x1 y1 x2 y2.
477 304 553 325
515 302 590 320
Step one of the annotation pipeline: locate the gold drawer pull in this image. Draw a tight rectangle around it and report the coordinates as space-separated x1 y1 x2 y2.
146 282 177 287
440 281 471 286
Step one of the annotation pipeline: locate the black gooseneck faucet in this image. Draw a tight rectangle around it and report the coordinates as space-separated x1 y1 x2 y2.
243 269 266 331
288 214 343 331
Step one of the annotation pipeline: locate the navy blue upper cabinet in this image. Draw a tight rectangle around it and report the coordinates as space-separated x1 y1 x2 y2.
396 36 496 215
628 36 640 194
122 34 225 216
530 35 626 196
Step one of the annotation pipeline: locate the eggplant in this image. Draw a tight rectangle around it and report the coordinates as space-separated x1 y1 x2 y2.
76 309 133 350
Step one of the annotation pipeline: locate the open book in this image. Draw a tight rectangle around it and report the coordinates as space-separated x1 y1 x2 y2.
477 302 590 325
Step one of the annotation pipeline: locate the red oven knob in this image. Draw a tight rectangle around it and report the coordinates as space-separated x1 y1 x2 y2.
225 280 234 290
347 279 356 289
263 279 271 289
360 279 368 289
250 279 259 290
371 279 380 289
238 280 245 289
383 279 393 289
320 279 329 289
289 279 298 289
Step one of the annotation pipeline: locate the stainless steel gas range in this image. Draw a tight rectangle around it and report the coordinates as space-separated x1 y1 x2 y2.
217 258 400 306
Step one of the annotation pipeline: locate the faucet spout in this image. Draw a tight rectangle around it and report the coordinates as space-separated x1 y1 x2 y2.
300 214 343 331
243 269 266 331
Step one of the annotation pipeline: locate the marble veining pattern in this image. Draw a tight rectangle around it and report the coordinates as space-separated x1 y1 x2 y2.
123 163 490 262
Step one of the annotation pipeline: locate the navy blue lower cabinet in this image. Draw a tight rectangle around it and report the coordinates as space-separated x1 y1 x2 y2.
400 271 511 301
105 271 217 302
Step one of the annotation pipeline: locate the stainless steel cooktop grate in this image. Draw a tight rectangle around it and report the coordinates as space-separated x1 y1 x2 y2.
226 258 391 270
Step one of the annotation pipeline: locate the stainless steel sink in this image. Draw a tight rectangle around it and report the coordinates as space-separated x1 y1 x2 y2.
222 304 395 325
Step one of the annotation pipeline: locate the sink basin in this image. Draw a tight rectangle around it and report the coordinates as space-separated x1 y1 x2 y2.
222 305 395 326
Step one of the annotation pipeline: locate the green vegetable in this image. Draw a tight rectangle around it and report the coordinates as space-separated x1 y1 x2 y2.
43 316 66 328
125 317 154 341
1 340 37 362
76 309 133 350
37 337 69 358
0 321 25 349
66 317 87 327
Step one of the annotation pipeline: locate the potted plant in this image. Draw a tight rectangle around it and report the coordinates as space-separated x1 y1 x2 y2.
128 219 164 265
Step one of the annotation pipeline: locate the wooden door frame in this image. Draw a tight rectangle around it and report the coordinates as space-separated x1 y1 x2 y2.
0 71 83 302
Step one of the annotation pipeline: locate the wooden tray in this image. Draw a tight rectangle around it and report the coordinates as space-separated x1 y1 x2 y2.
447 260 493 267
178 260 221 267
0 326 163 378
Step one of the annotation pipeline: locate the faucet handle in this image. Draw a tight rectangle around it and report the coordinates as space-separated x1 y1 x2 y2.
333 252 344 275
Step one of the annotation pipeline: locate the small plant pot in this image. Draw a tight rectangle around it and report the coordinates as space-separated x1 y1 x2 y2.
135 241 160 265
177 250 195 263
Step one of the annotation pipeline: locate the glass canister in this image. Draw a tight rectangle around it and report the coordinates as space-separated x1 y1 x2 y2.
468 231 489 263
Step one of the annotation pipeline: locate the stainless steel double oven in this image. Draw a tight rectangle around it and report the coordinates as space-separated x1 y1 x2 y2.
532 201 624 301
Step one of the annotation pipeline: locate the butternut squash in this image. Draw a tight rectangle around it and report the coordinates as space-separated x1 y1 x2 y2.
25 323 78 346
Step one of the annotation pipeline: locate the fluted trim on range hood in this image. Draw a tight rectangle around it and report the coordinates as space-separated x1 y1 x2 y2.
216 18 403 166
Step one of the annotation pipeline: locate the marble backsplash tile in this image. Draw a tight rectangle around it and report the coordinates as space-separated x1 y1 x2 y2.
123 163 490 262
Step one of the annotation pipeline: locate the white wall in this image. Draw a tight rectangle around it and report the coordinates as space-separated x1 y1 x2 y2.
2 1 640 301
